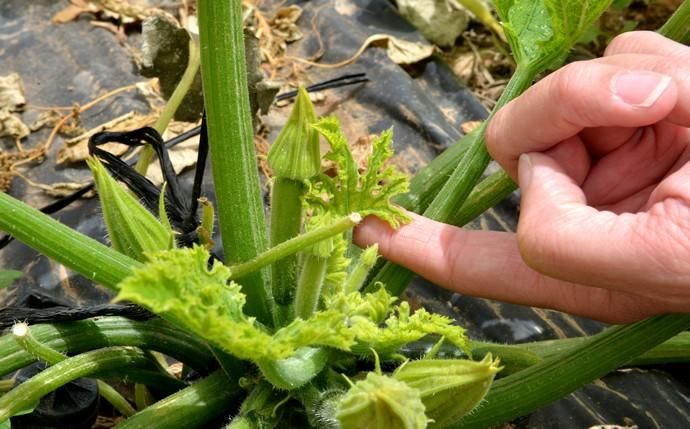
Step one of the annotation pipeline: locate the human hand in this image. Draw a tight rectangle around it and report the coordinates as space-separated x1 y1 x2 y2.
354 32 690 323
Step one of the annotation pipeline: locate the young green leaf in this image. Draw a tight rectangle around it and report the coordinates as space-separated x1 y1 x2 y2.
0 270 21 290
309 116 410 228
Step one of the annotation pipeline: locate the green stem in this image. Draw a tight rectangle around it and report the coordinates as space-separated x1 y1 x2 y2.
0 347 151 421
134 383 153 410
394 128 475 213
294 255 329 320
0 380 14 393
449 169 516 227
423 65 532 222
136 38 201 175
230 213 361 280
513 331 690 367
456 315 690 428
658 0 690 43
0 192 139 290
114 370 239 429
97 381 137 417
0 317 215 377
198 0 273 325
270 177 306 324
94 368 186 393
344 246 379 293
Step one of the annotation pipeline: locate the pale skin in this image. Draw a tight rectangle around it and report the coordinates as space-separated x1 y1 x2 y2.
354 32 690 324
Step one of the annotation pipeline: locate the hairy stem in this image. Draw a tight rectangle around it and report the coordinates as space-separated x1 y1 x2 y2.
230 213 361 280
457 315 690 428
294 255 329 320
270 178 306 325
0 347 151 422
0 192 138 290
198 0 273 325
114 370 239 429
0 317 215 377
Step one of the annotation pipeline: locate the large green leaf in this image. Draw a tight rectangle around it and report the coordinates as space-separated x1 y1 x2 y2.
117 247 469 363
494 0 612 68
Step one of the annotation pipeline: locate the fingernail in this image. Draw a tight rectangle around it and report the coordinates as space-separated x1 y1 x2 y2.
612 71 671 108
518 153 532 189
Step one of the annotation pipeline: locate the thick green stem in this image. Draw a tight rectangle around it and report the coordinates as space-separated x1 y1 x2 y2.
270 178 306 323
0 317 215 377
230 213 361 280
0 380 13 393
513 331 690 367
114 370 239 429
658 0 690 43
394 128 476 214
449 169 516 227
0 347 151 421
198 0 273 325
136 38 201 175
0 192 139 290
424 66 533 222
455 315 690 428
294 255 329 320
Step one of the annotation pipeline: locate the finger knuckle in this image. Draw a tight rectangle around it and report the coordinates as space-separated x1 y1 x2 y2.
605 31 653 56
516 219 554 271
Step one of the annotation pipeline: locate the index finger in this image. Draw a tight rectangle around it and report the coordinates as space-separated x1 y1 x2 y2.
486 61 677 180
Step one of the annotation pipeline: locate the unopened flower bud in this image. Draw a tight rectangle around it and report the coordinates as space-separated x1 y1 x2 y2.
337 372 428 429
267 86 320 180
394 354 502 428
88 157 174 261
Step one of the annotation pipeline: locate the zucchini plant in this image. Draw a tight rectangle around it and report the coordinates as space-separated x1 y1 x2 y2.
0 0 689 428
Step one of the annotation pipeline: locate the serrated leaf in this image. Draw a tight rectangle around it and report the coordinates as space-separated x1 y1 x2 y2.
545 0 612 46
495 0 611 68
309 116 410 229
351 301 470 357
117 247 467 366
0 270 21 289
115 246 353 361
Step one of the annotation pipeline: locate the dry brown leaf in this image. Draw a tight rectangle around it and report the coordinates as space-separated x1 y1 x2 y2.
385 36 435 65
29 110 62 132
53 0 164 25
0 74 26 111
0 110 30 140
272 6 303 44
397 0 469 47
143 121 201 186
461 120 482 134
147 133 199 186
